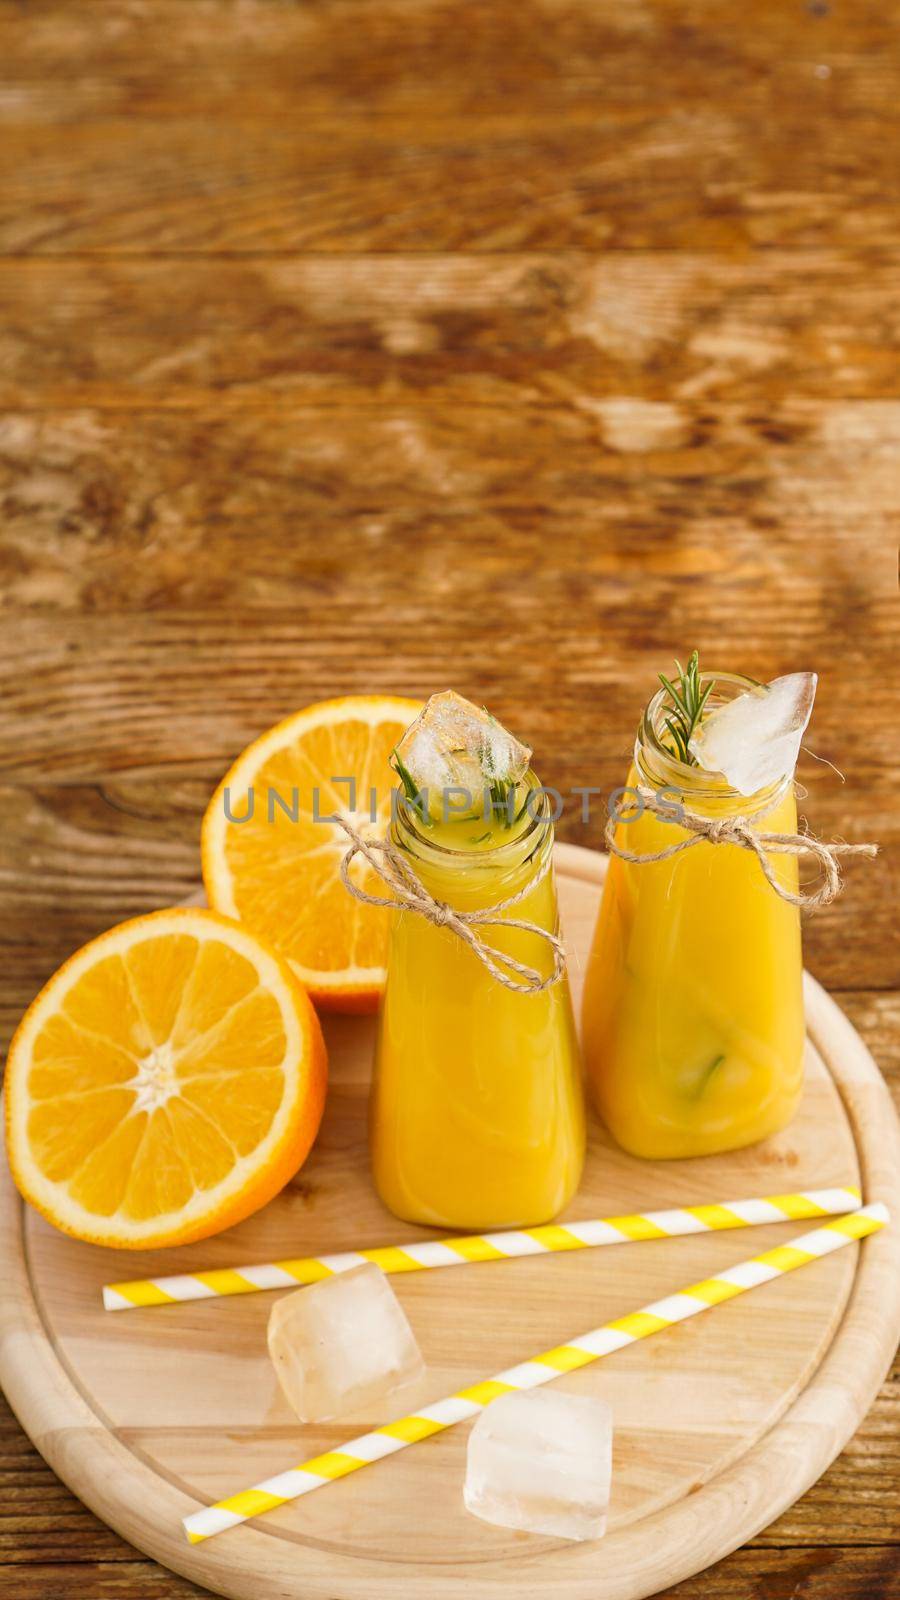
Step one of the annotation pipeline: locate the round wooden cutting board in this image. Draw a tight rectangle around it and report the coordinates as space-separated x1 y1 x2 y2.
2 844 898 1600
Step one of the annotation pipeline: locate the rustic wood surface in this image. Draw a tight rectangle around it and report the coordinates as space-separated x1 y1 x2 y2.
1 857 898 1600
0 0 897 1596
4 862 898 1600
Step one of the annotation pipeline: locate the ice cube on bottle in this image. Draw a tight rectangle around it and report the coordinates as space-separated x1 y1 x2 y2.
689 671 817 797
463 1389 613 1541
394 690 531 809
266 1262 424 1423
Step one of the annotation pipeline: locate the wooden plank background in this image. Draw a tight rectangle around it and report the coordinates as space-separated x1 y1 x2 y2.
0 0 897 1596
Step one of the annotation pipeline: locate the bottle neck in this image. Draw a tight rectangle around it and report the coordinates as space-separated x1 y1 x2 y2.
391 779 554 908
636 672 791 821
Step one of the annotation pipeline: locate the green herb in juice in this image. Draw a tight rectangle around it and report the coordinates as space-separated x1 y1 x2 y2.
659 650 713 766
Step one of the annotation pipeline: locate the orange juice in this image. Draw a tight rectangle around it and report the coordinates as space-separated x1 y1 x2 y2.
582 675 804 1159
370 783 585 1228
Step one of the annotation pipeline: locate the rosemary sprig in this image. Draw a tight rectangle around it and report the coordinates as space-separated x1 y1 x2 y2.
481 708 519 826
389 747 433 825
688 1052 725 1101
659 650 713 766
390 747 419 802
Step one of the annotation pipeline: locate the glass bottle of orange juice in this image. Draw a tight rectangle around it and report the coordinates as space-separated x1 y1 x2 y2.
582 663 806 1160
369 695 585 1229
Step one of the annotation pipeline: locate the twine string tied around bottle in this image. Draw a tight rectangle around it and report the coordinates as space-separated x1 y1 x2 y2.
333 815 566 994
605 784 878 910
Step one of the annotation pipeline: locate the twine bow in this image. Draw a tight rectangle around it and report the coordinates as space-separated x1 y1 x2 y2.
605 785 878 910
333 816 566 994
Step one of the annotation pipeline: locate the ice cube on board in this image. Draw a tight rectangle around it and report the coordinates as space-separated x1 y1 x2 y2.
395 691 531 804
267 1263 424 1423
688 672 817 797
463 1389 613 1541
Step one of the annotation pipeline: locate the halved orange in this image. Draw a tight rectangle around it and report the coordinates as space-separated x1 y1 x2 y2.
201 696 422 1012
5 908 327 1249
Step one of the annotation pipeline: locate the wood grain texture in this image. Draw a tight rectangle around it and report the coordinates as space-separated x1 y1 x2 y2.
1 856 899 1600
2 1549 899 1600
1 1 899 254
0 410 896 614
1 0 898 1593
3 253 900 411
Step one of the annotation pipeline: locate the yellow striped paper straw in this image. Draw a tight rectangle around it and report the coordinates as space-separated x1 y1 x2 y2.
182 1200 887 1544
105 1184 861 1310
